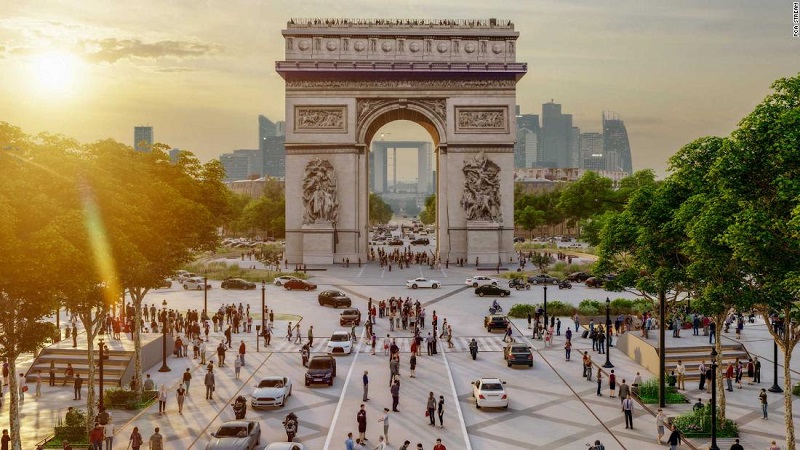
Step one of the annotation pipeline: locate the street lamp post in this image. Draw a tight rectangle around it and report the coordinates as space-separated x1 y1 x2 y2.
543 285 548 340
158 300 171 372
259 281 266 352
98 338 105 410
603 297 614 368
710 348 719 450
768 341 783 393
203 271 208 318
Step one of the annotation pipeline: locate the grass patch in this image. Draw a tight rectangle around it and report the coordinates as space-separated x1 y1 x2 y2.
636 378 688 404
183 261 306 283
103 388 158 410
673 403 738 438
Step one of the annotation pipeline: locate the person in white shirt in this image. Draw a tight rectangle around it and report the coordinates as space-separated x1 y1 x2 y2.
675 361 686 390
103 418 115 450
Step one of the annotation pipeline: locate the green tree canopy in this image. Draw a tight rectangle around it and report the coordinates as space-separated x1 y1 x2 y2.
369 193 393 225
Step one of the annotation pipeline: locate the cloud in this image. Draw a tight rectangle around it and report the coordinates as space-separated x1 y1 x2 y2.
140 65 200 73
82 38 223 63
0 45 5 58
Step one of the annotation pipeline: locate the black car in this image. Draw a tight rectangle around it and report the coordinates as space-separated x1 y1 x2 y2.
318 290 352 308
221 278 257 290
585 277 605 288
566 272 592 282
284 279 317 291
305 355 337 386
527 274 560 285
387 239 403 246
484 314 510 332
513 237 525 243
410 238 430 245
503 343 533 367
475 285 511 297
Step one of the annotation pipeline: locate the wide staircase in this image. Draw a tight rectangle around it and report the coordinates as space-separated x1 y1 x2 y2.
662 343 750 381
26 346 133 387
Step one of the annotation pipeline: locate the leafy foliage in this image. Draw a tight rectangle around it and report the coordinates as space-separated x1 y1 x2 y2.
636 378 687 404
103 388 158 410
673 403 738 438
419 194 435 225
369 193 393 225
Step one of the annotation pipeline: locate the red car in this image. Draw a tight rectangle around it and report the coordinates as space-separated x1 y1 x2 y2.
284 279 317 291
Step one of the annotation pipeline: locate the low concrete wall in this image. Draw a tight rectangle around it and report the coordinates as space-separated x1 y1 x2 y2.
121 334 174 386
615 331 661 375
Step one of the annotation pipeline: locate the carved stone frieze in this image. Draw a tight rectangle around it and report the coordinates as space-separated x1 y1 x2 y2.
302 158 339 225
356 98 446 123
287 79 516 89
294 106 347 132
455 107 508 133
460 151 502 222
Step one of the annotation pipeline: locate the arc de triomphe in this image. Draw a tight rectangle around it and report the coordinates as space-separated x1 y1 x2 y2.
277 18 527 265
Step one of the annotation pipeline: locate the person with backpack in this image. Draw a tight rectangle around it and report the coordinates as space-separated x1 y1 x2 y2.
283 412 298 441
589 440 605 450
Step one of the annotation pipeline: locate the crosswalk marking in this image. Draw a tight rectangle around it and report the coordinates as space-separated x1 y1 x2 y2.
262 335 509 353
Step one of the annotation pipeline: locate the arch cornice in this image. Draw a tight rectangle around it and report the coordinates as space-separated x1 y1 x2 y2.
356 98 447 148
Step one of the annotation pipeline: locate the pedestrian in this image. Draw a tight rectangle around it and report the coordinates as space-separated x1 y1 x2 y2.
357 404 368 443
655 408 666 444
676 360 686 390
729 438 744 450
73 373 82 400
759 388 768 419
596 368 603 396
574 312 580 331
128 426 143 450
103 417 115 450
363 370 369 401
426 391 436 425
308 326 314 347
89 423 104 450
433 438 446 450
205 368 215 400
698 361 707 391
666 427 681 450
182 368 191 393
609 370 616 397
622 396 634 429
49 361 56 387
725 363 734 391
158 384 167 415
371 333 377 355
373 435 386 450
238 340 246 366
527 312 532 329
754 356 761 383
149 427 163 450
378 408 390 444
35 369 42 397
437 395 445 428
584 352 593 381
18 373 26 404
176 384 186 415
295 324 302 344
234 356 242 379
619 379 630 402
391 380 400 412
410 353 417 378
345 433 355 450
768 441 781 450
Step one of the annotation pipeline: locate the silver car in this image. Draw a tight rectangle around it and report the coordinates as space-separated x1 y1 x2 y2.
205 420 261 450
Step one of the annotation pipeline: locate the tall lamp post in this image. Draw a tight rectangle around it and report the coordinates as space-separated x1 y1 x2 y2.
768 341 783 393
709 348 719 450
98 338 105 410
259 281 266 352
603 297 614 368
543 285 548 339
158 300 171 372
203 270 208 318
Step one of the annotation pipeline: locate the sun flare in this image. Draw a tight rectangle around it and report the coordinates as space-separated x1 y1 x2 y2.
31 51 81 93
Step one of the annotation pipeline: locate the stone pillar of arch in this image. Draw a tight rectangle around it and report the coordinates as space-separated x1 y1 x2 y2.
276 18 526 265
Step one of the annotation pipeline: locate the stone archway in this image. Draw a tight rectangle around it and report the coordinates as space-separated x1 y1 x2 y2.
277 18 527 265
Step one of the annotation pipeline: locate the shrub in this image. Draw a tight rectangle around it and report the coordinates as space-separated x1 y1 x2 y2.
103 388 158 410
793 383 800 396
636 378 686 404
546 300 574 317
578 300 602 316
508 304 536 318
183 261 306 283
673 403 738 438
52 408 88 447
609 298 634 315
631 298 654 315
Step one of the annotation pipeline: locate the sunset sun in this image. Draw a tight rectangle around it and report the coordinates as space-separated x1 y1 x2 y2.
31 51 81 93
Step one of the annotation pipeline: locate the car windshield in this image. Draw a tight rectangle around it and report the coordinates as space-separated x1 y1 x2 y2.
481 383 503 391
308 359 331 369
216 426 247 437
491 317 506 323
258 379 283 388
511 346 528 353
330 334 349 342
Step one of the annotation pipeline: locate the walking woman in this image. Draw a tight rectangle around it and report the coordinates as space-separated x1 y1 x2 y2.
596 368 603 396
426 392 436 426
609 369 617 397
437 395 445 428
176 383 186 415
158 384 168 415
128 426 143 450
564 339 572 361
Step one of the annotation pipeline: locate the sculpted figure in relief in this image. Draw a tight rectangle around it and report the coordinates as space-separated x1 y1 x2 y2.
460 151 502 222
302 158 339 225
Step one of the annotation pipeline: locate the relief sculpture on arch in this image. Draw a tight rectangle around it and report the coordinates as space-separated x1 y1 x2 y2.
460 151 502 223
302 158 339 225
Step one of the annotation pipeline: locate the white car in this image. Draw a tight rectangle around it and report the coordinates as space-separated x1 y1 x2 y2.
406 277 441 289
472 378 508 409
273 276 297 286
326 331 353 355
465 276 500 288
183 277 211 290
177 272 198 283
251 376 292 408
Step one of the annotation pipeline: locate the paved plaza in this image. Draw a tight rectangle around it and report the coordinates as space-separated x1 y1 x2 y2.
4 258 800 449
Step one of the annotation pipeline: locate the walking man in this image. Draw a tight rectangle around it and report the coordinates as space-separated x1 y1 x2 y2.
675 360 686 390
73 373 82 400
698 361 706 391
357 404 368 443
622 396 634 429
390 380 400 412
655 408 666 444
149 427 163 450
759 388 768 419
204 368 215 400
363 370 369 401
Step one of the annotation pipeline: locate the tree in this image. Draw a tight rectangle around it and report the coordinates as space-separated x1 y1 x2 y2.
369 193 393 225
514 205 545 239
557 171 615 232
710 74 800 450
419 194 436 225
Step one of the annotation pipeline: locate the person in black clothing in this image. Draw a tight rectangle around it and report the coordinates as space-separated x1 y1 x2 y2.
729 438 744 450
666 429 681 448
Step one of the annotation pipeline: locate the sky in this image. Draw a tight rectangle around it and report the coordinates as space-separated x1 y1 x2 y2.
0 0 798 177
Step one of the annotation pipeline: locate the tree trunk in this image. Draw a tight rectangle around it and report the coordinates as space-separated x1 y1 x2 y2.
714 317 726 422
7 354 21 450
783 351 795 450
83 318 96 438
132 290 143 398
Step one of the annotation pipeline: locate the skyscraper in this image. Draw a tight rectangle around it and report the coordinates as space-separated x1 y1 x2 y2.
133 126 153 152
603 112 633 174
514 107 540 169
570 126 581 168
540 101 573 168
220 149 262 182
580 132 605 170
259 115 286 177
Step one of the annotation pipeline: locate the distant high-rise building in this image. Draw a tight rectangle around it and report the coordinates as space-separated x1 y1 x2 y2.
259 115 286 177
168 148 183 163
370 141 433 194
580 132 605 170
514 106 540 169
540 101 573 168
134 126 153 152
220 149 262 182
275 121 286 137
603 112 633 174
570 126 581 168
259 115 277 140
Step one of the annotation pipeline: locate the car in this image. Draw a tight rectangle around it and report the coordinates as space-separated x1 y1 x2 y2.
251 376 292 408
465 275 500 288
410 238 430 245
221 278 257 290
265 444 305 450
567 243 583 248
326 331 353 355
305 355 337 386
406 277 441 289
474 285 511 297
177 272 198 283
472 378 508 409
503 343 534 367
484 314 510 332
318 290 352 308
527 274 560 285
205 420 261 450
513 236 525 243
284 279 317 291
156 278 172 289
339 309 361 326
585 277 605 288
183 277 211 290
566 272 592 282
273 276 298 286
387 239 404 246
